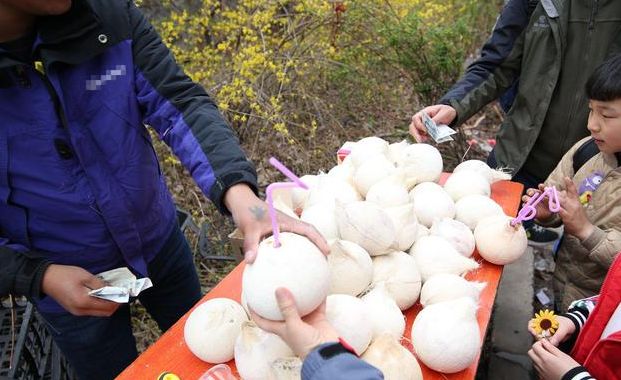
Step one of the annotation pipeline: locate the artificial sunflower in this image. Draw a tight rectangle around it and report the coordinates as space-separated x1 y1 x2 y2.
530 309 559 338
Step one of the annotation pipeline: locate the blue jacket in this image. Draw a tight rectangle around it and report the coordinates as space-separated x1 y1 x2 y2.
0 0 257 312
302 344 384 380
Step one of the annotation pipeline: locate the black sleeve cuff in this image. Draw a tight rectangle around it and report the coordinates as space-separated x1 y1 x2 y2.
211 169 259 216
14 256 53 300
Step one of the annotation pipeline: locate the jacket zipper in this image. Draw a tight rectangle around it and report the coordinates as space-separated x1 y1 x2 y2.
33 68 70 130
562 0 599 151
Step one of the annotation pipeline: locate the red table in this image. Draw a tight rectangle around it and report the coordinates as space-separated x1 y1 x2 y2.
116 178 523 380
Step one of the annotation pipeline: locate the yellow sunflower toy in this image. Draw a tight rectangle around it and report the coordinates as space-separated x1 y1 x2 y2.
530 309 559 338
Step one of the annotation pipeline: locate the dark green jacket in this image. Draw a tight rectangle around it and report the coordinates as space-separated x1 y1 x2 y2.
440 0 621 179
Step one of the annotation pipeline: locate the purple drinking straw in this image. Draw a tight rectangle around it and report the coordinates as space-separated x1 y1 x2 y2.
511 186 561 226
266 157 308 247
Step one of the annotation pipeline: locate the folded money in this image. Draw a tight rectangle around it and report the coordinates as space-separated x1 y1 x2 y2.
88 267 153 303
422 111 457 143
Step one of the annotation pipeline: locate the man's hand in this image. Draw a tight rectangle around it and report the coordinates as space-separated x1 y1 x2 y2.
558 177 594 241
522 183 554 222
528 339 581 380
223 183 329 263
41 264 119 317
528 315 575 346
250 288 340 359
410 105 457 142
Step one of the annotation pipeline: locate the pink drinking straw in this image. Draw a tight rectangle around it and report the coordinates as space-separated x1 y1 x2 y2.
511 186 561 226
266 157 308 247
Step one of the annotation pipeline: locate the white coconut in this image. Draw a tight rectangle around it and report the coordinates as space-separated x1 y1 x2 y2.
474 214 528 265
301 203 339 241
290 174 316 215
361 333 423 380
337 201 396 256
409 182 455 227
326 294 373 355
430 218 476 257
366 174 410 208
411 298 480 373
385 204 419 252
454 194 505 230
443 170 491 202
419 274 486 307
327 240 373 296
454 160 511 184
234 322 295 380
349 136 390 169
361 284 405 339
354 155 396 197
184 298 249 363
397 143 443 183
242 233 330 320
409 236 479 282
371 250 421 310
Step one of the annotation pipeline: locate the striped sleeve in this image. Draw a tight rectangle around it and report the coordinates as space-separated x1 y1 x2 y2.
563 306 591 334
561 366 596 380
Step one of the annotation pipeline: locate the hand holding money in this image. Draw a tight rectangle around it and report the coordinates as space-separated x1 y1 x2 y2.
41 264 120 317
410 105 457 142
421 111 457 143
88 267 153 303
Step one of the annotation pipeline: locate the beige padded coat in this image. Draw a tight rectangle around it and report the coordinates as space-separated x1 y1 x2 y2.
537 137 621 310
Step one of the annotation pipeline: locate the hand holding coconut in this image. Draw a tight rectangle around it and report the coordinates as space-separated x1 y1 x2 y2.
224 183 329 263
250 288 339 359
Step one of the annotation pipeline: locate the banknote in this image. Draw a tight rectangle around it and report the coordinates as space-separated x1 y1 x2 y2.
88 267 153 303
422 111 457 143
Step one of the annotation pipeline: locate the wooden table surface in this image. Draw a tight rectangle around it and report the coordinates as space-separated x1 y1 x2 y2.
116 178 523 380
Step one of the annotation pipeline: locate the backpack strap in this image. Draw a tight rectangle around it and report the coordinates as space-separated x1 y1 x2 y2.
573 138 600 174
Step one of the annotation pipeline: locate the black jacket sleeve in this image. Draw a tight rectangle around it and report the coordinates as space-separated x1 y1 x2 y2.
439 0 534 124
127 1 258 215
0 243 52 300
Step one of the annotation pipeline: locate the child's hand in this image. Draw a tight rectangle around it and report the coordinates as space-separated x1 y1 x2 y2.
558 177 594 241
528 339 581 380
528 316 575 345
522 183 553 221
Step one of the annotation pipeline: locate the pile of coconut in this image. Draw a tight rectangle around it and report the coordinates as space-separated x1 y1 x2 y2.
182 136 528 380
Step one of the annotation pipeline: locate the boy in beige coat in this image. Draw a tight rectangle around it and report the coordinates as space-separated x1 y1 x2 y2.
525 54 621 311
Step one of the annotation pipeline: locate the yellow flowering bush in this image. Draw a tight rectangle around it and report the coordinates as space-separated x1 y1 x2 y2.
142 0 501 170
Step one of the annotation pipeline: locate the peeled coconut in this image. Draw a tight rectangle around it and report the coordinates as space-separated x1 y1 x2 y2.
430 218 476 257
268 357 303 380
354 155 396 197
327 240 373 296
411 297 480 373
397 143 443 183
234 322 295 380
361 284 405 339
443 170 491 202
409 236 479 282
348 136 389 169
242 232 330 320
305 173 361 209
474 214 528 265
290 174 316 215
420 274 486 307
371 250 421 310
361 333 423 380
328 160 355 185
455 194 505 230
326 294 373 355
385 204 419 252
366 174 409 208
301 203 339 241
337 201 396 256
183 298 248 363
453 160 511 184
387 140 409 164
410 182 455 227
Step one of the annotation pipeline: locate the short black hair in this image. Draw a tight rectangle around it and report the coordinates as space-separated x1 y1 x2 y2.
586 54 621 101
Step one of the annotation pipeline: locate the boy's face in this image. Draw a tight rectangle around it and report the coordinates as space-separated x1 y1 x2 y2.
587 98 621 154
0 0 72 16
